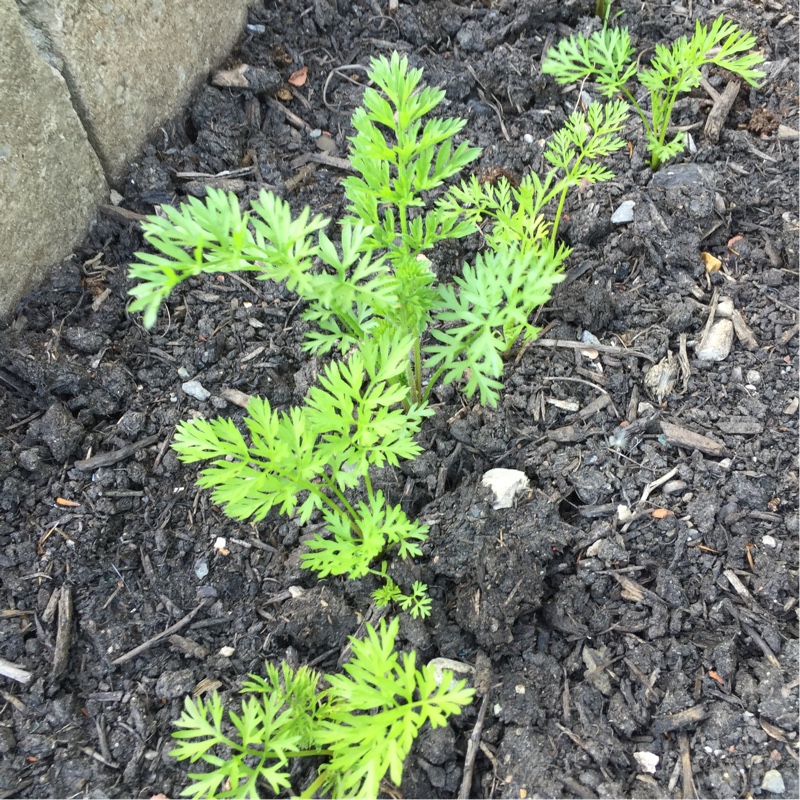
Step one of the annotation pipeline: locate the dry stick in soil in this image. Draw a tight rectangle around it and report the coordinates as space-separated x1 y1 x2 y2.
111 599 208 665
50 584 73 680
458 691 491 799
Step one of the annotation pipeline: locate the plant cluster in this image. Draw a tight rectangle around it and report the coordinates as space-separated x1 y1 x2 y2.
170 618 474 798
542 14 765 169
129 52 624 617
123 26 763 792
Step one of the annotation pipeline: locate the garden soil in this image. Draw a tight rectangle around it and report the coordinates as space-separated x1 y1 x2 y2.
1 1 798 798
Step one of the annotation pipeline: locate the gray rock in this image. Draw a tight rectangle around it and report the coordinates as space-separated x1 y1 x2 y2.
696 319 733 361
611 200 635 224
37 402 85 462
61 327 110 354
181 380 211 401
116 410 146 437
155 669 195 700
761 770 785 794
17 448 44 472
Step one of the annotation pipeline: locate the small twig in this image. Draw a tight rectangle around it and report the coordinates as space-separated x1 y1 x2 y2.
704 78 741 143
464 63 510 142
636 466 679 507
263 96 314 132
459 691 490 798
0 657 32 684
322 64 369 110
80 746 120 770
111 600 208 665
73 433 161 471
50 585 73 680
679 732 698 799
529 338 655 362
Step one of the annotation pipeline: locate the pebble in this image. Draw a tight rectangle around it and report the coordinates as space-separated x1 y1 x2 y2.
696 319 733 361
716 296 734 319
155 669 194 699
177 367 190 379
762 535 777 548
633 751 659 774
523 133 534 144
760 770 785 794
182 380 211 401
194 558 209 579
17 448 43 472
429 657 474 691
746 369 762 385
611 200 636 224
481 468 530 509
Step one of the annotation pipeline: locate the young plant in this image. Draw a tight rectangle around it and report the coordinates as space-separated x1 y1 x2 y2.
170 617 475 799
172 329 434 618
127 53 616 613
542 15 765 169
438 99 628 351
595 0 622 27
128 52 568 408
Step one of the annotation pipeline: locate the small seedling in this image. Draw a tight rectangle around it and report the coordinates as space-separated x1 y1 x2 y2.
542 15 765 169
170 617 474 799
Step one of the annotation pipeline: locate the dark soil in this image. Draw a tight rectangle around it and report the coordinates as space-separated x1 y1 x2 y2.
1 1 798 798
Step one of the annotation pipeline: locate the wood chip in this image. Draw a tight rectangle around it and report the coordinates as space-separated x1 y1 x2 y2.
760 718 790 743
660 421 730 457
0 656 33 684
704 79 741 143
50 585 73 680
73 433 161 470
723 569 753 601
732 309 759 350
611 573 666 607
652 705 708 735
716 417 763 435
219 388 253 408
576 393 611 420
546 425 589 443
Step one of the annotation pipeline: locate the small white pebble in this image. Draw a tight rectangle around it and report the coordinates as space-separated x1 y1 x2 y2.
634 751 659 774
611 200 635 224
762 535 777 548
746 369 761 385
218 646 235 657
523 133 534 144
761 770 785 794
182 380 211 401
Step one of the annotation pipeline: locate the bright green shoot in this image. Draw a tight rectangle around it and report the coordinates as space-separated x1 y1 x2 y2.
542 15 765 169
171 617 475 799
172 329 434 618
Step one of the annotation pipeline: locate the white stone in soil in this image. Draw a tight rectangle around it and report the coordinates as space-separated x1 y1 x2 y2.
633 751 659 774
182 380 211 401
760 770 785 794
696 319 734 361
716 296 735 319
611 200 635 224
481 468 530 509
